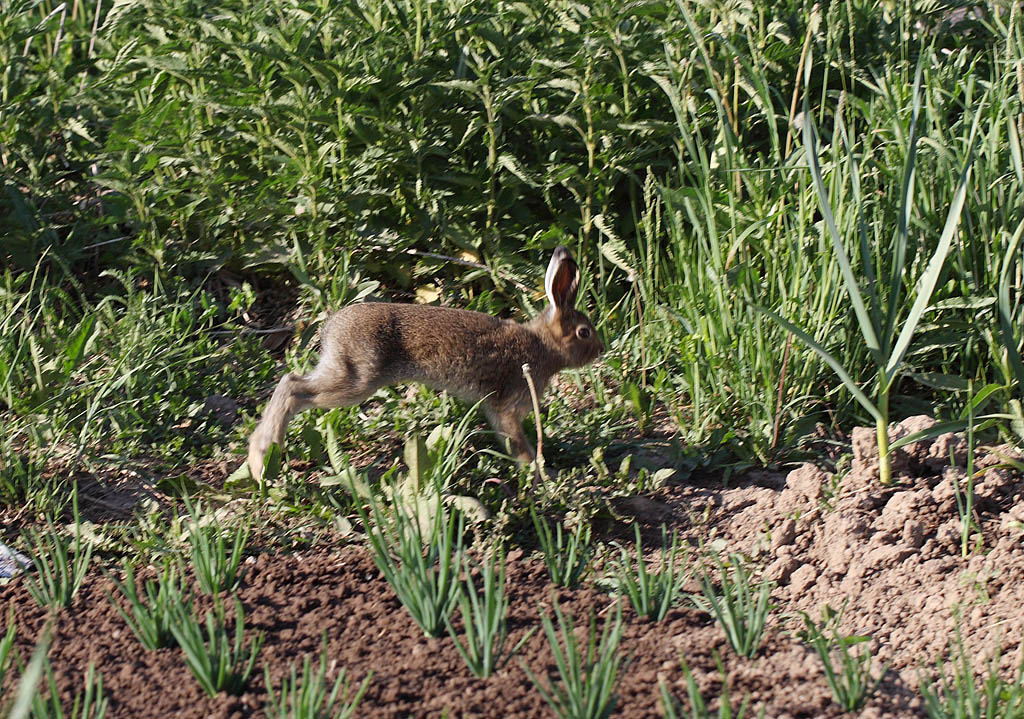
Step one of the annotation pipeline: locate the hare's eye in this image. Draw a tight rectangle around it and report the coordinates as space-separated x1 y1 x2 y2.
576 326 592 340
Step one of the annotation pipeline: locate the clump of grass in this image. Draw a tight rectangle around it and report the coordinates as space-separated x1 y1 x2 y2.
170 596 263 697
691 552 773 658
659 651 753 719
28 661 109 719
23 516 93 611
531 506 593 589
360 493 464 638
265 642 372 719
523 603 625 719
798 606 888 712
445 547 535 678
610 525 689 622
185 503 249 596
918 626 1024 719
106 558 191 650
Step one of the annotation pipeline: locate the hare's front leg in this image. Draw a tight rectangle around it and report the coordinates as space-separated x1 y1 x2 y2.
483 403 535 465
248 366 378 481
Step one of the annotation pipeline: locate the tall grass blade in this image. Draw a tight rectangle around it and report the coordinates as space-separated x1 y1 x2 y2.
885 147 977 380
802 79 882 361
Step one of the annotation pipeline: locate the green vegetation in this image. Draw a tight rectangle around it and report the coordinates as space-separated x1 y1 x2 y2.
524 604 625 719
360 491 464 638
2 0 1022 514
170 596 264 697
531 506 594 589
919 628 1024 719
0 616 16 690
445 547 535 679
660 652 753 719
27 661 109 719
185 503 250 596
106 558 191 650
3 0 1024 714
264 644 372 719
691 552 773 658
799 606 888 712
610 525 689 622
23 518 93 611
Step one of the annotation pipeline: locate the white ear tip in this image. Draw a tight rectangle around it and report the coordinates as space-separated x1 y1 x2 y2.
545 246 566 305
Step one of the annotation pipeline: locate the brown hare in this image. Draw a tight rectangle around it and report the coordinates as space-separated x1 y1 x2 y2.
247 246 603 481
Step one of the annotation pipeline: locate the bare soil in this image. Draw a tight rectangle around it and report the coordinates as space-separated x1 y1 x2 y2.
3 416 1023 718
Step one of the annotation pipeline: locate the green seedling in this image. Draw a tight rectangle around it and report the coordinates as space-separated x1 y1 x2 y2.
691 552 773 658
523 603 625 719
265 640 372 719
918 624 1024 719
531 506 593 589
445 547 535 678
106 558 191 650
799 606 888 712
611 524 689 622
359 491 464 638
660 651 753 719
184 502 249 596
23 517 92 611
170 595 263 697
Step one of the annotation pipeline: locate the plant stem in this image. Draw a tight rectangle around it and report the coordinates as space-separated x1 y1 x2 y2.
876 388 892 486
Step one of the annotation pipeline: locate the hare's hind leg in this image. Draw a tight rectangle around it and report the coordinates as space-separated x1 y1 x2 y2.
248 366 378 481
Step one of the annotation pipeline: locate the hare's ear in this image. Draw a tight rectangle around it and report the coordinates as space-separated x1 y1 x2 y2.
545 246 580 311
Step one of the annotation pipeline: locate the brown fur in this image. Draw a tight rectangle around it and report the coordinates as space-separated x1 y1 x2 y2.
247 247 603 481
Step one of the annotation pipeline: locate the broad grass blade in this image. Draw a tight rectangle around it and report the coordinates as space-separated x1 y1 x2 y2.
750 301 881 421
802 96 883 360
998 219 1024 387
885 138 978 380
886 59 925 340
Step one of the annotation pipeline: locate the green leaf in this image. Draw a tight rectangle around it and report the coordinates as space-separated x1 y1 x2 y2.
325 417 345 475
262 443 282 482
404 435 430 493
749 301 881 421
888 414 1015 452
802 105 882 362
62 314 96 374
885 150 975 381
998 219 1024 388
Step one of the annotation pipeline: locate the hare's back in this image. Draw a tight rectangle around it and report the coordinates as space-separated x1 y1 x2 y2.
320 302 535 397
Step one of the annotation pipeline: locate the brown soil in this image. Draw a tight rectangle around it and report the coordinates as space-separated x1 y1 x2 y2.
3 416 1023 718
